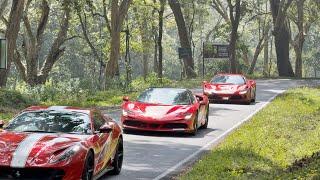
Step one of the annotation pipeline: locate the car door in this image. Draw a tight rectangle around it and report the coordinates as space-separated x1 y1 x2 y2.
92 110 113 172
189 91 206 126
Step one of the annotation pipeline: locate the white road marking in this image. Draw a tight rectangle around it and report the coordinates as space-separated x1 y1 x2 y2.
11 133 46 168
153 90 285 180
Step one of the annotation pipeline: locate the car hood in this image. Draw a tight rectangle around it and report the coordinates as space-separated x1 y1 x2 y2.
123 102 194 120
0 131 87 167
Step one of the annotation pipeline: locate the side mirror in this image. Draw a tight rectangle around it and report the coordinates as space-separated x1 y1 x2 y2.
0 120 4 128
123 96 129 102
199 101 206 105
99 124 113 133
247 80 255 86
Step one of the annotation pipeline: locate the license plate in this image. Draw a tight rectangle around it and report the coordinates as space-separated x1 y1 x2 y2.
222 97 229 100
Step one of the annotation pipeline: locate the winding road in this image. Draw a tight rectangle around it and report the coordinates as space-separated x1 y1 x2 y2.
101 79 319 180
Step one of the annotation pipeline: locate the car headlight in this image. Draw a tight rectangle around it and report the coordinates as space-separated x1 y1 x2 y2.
123 109 136 117
50 145 81 164
123 109 128 116
239 89 248 94
184 113 193 120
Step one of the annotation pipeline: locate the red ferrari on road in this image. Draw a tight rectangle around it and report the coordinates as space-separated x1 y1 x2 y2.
121 88 209 135
203 74 256 104
0 106 123 180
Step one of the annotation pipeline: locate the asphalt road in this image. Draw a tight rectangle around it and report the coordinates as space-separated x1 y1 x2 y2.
101 79 319 180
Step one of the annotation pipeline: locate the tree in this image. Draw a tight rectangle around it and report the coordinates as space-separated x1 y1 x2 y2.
13 0 72 86
288 0 319 78
227 0 241 73
158 0 166 83
105 0 132 84
0 0 25 87
168 0 196 78
270 0 294 77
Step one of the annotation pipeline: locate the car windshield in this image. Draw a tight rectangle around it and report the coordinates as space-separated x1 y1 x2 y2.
137 88 191 105
5 110 92 134
211 75 245 85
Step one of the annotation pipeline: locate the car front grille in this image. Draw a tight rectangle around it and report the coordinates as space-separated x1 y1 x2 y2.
124 120 187 130
163 123 188 129
0 167 65 180
123 120 147 128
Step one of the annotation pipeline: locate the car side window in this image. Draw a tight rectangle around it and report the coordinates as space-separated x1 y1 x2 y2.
92 111 105 131
187 91 196 104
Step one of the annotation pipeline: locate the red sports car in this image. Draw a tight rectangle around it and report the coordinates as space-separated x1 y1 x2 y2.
0 106 123 180
121 88 209 135
203 74 256 104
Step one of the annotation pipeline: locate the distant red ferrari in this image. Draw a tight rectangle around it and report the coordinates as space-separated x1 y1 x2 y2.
0 106 123 180
203 74 256 104
121 88 209 135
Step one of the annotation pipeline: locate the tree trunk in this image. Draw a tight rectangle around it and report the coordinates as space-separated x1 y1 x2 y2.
168 0 196 78
227 0 241 74
270 0 294 77
158 0 165 83
152 0 158 74
0 0 25 87
248 25 270 74
273 23 294 77
294 0 305 78
263 37 269 76
105 0 132 82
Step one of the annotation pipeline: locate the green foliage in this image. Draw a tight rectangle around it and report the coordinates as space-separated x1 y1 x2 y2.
0 89 35 109
131 73 172 91
0 89 36 122
181 87 320 179
14 79 87 104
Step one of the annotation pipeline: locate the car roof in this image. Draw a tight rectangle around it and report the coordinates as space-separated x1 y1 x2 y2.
148 87 189 92
215 73 244 77
24 106 92 114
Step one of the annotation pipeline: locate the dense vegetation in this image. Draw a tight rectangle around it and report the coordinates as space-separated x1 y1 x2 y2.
181 87 320 179
0 0 319 93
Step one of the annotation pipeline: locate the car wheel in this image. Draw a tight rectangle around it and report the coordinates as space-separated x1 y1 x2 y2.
190 113 198 136
82 152 94 180
110 137 124 175
251 88 256 103
202 105 209 129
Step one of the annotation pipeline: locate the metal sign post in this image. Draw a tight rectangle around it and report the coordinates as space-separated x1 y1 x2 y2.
0 37 7 69
202 43 230 77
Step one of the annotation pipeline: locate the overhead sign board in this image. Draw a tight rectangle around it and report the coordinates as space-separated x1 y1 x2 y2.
0 38 7 69
203 43 229 59
178 47 192 59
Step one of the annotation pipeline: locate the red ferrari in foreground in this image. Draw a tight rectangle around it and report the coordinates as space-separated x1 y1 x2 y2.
121 88 209 135
203 74 256 104
0 106 123 180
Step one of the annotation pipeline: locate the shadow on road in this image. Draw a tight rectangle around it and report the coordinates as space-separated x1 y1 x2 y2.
99 137 207 180
123 127 219 139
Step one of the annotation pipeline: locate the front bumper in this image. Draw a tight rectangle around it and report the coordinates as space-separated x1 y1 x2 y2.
0 150 87 180
0 166 65 179
205 92 250 102
121 116 194 132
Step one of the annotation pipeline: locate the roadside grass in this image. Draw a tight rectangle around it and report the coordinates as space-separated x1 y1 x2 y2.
180 87 320 179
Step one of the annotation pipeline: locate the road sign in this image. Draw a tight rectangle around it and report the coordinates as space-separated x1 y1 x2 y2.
0 38 7 69
178 47 192 59
203 43 229 59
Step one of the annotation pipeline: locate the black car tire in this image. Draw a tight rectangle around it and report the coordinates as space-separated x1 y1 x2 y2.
202 105 209 129
190 113 198 136
251 88 256 103
110 137 124 175
82 152 94 180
